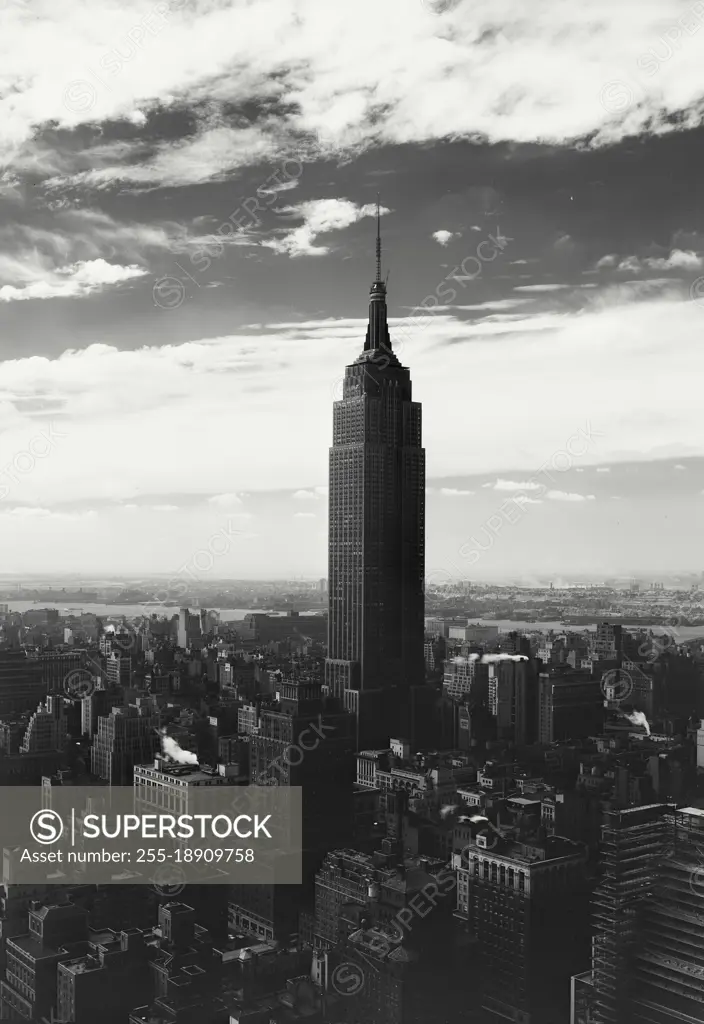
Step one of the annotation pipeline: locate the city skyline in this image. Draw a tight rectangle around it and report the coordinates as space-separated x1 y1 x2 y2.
3 7 704 1024
2 0 704 575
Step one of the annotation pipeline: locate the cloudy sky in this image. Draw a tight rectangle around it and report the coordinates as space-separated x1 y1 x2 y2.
1 0 704 579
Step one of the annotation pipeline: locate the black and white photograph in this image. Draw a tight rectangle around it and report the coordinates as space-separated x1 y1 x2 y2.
1 1 704 1021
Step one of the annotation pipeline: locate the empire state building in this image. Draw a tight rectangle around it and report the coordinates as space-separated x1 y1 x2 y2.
325 210 425 749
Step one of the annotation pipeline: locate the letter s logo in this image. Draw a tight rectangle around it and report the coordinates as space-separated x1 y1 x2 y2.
30 809 64 845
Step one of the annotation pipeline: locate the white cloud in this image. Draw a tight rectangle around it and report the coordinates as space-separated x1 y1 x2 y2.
1 291 704 514
258 177 300 197
262 199 383 257
0 209 183 262
47 125 280 191
293 511 316 518
0 506 97 520
596 249 703 275
646 249 702 271
488 479 543 491
208 493 242 507
515 495 543 505
292 487 327 500
0 258 146 302
0 507 53 519
616 256 643 274
440 487 474 496
546 491 596 502
4 0 704 189
446 299 535 312
151 504 179 512
513 284 573 292
432 230 459 247
596 467 611 473
674 464 686 470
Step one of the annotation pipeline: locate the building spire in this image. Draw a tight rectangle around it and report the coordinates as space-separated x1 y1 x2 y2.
375 194 382 283
364 197 392 352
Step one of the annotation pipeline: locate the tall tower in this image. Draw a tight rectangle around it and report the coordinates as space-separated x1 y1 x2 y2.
325 204 425 749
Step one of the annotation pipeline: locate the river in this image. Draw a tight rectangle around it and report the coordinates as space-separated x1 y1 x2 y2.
4 603 704 640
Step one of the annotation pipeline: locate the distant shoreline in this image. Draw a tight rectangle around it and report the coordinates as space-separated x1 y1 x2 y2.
5 602 704 640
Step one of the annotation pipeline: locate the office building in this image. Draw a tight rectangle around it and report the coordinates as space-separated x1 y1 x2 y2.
538 670 603 744
33 649 85 692
20 695 67 753
630 806 704 1022
499 631 532 657
453 815 589 1022
489 658 537 745
0 877 51 981
0 899 88 1020
90 700 160 785
424 617 449 637
313 847 449 949
231 677 354 943
237 702 260 735
56 928 152 1024
177 608 202 649
590 623 623 663
697 721 704 769
588 803 671 1024
0 651 45 716
134 757 242 815
448 624 499 645
250 677 354 846
325 213 425 748
236 612 328 647
81 687 111 737
0 714 30 754
106 652 132 689
443 655 489 702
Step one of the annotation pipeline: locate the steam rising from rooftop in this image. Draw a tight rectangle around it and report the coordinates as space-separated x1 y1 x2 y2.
160 729 198 765
453 653 528 664
624 710 651 736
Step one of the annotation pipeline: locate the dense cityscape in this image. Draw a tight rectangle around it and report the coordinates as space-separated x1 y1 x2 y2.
0 220 703 1024
4 2 704 1022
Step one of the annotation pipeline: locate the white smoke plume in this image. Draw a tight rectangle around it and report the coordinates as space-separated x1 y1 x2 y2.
440 804 459 819
480 654 528 663
161 729 198 764
624 711 651 736
452 653 527 664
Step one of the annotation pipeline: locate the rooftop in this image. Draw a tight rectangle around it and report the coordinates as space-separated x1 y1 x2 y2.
61 955 102 975
678 807 704 818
